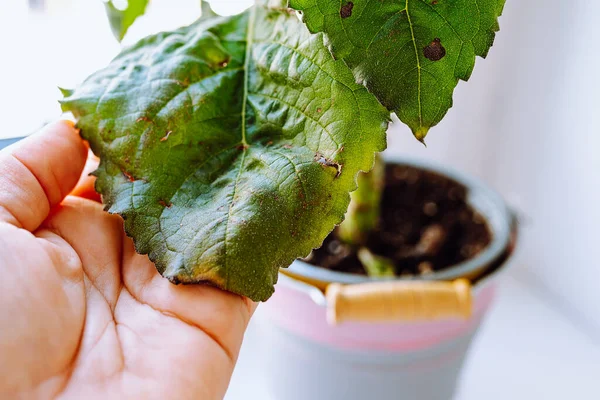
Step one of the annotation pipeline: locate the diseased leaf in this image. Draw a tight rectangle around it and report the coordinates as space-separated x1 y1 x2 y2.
61 3 389 301
104 0 149 41
289 0 506 139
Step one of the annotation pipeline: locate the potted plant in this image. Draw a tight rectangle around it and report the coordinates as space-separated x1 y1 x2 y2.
61 0 513 399
255 155 516 399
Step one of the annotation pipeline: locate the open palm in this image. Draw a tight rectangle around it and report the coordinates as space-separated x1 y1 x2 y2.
0 121 255 400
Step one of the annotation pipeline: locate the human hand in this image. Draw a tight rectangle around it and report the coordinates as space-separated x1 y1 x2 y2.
0 121 256 400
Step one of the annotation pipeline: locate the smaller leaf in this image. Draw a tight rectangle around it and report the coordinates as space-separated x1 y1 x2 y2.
290 0 506 139
104 0 149 42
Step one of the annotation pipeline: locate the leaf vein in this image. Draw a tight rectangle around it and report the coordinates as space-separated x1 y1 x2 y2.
404 0 423 129
222 150 247 290
271 150 309 202
249 91 340 148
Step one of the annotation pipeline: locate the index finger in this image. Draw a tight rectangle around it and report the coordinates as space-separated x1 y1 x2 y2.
0 120 88 231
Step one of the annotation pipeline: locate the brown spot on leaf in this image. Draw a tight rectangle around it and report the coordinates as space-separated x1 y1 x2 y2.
160 131 172 142
136 116 151 123
122 170 136 182
283 144 293 149
176 78 190 87
423 38 446 61
431 0 438 4
314 153 343 178
340 2 353 18
236 143 249 151
218 58 230 68
317 108 322 113
266 141 273 146
158 199 172 208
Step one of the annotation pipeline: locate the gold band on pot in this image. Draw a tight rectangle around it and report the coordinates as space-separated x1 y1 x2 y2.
325 279 472 325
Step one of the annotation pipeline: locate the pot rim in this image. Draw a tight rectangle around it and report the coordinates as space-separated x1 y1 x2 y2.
285 155 514 285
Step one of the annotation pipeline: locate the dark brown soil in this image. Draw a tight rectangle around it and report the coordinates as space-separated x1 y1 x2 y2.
304 164 492 277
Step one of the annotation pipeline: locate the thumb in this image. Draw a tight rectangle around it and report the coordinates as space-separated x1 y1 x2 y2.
0 120 88 231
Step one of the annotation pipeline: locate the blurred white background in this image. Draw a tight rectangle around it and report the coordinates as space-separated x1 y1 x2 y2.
0 0 598 399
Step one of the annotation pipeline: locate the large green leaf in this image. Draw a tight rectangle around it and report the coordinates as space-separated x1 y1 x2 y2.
289 0 506 140
61 3 389 301
104 0 150 41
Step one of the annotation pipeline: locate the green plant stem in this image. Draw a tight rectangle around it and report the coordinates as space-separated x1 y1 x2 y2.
357 247 395 278
337 154 384 245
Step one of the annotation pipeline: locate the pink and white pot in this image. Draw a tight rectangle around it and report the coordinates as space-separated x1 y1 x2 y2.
255 157 517 400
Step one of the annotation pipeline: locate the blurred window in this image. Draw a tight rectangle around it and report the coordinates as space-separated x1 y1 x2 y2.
0 0 252 139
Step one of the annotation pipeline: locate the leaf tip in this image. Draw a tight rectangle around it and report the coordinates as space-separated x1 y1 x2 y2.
58 99 71 114
58 86 74 98
414 126 429 144
200 1 219 19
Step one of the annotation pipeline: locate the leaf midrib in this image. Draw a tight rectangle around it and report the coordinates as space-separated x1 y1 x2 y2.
222 5 257 288
240 5 256 147
404 0 422 130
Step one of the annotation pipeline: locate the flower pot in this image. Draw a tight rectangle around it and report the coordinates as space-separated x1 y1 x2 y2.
255 156 517 400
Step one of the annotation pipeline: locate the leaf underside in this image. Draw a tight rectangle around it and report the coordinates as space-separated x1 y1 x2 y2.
289 0 506 139
61 3 389 301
